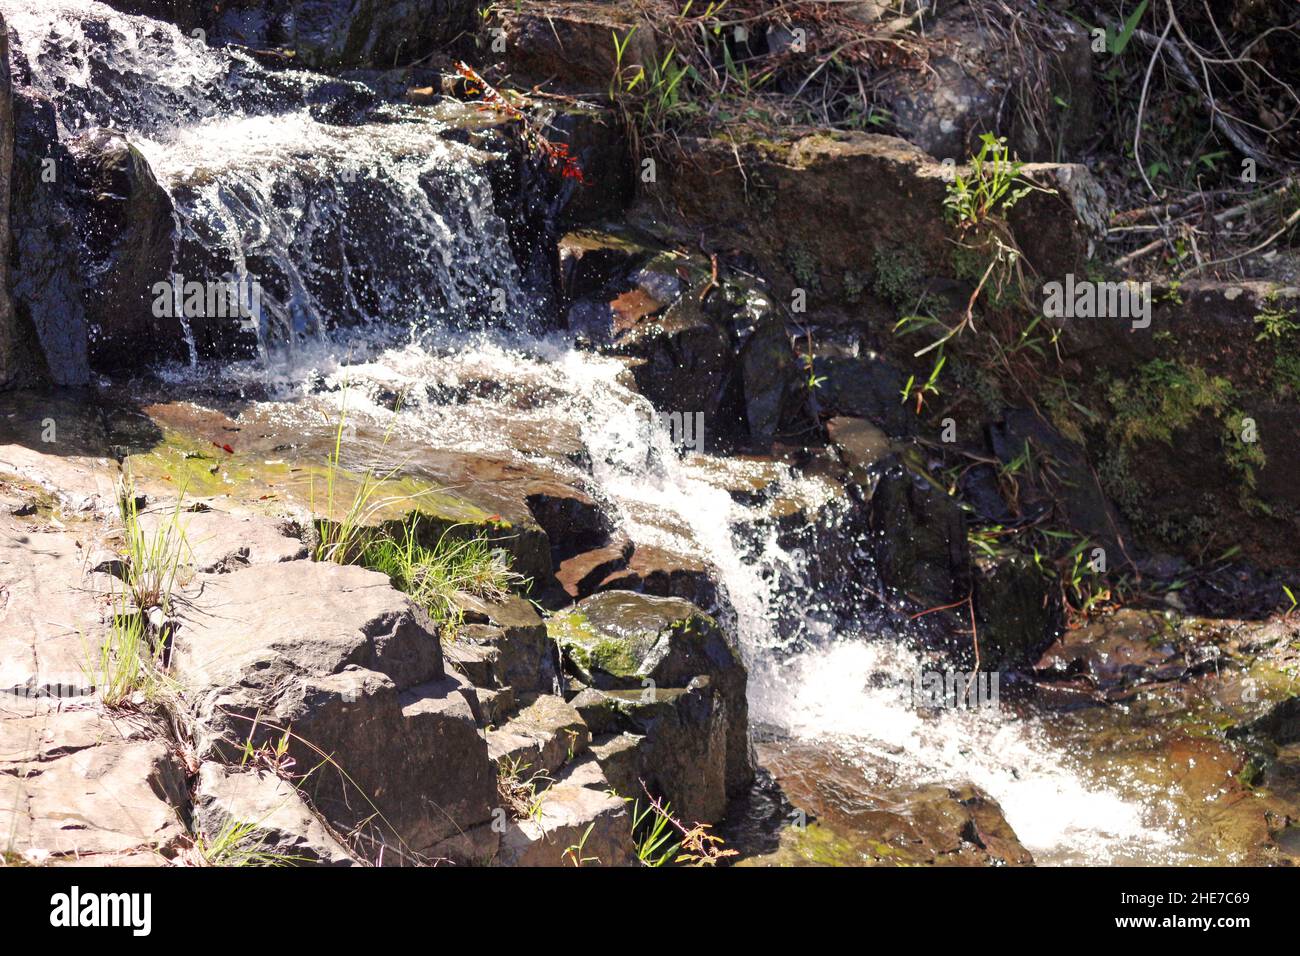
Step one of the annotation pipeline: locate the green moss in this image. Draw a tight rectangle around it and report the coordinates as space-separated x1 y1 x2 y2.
1253 291 1299 343
842 271 867 304
872 244 925 307
547 608 643 679
1107 360 1230 445
785 242 821 292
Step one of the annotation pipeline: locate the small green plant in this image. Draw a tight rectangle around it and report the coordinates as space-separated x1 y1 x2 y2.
1102 0 1148 57
497 757 551 823
312 396 400 565
356 520 525 631
85 598 172 709
1254 294 1299 343
631 798 681 867
118 477 188 615
193 819 300 868
943 133 1037 231
562 822 600 866
900 354 946 414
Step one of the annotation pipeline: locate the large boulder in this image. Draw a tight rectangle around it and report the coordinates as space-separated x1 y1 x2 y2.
650 129 1106 312
548 590 753 795
174 560 497 862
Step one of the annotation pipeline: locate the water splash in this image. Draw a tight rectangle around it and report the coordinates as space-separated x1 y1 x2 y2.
4 0 537 356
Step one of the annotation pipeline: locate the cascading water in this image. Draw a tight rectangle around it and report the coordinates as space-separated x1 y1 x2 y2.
6 0 1195 865
7 0 537 358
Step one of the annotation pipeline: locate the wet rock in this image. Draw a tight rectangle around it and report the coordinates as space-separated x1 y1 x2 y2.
901 784 1034 866
827 416 896 484
575 678 729 824
556 535 633 600
305 78 379 125
548 590 752 795
107 0 477 70
595 542 724 618
972 553 1059 672
6 78 90 385
495 756 634 866
987 408 1125 553
623 296 738 435
813 354 914 438
541 105 631 226
69 128 185 370
1034 608 1192 695
734 295 801 448
869 456 970 609
1230 696 1300 747
194 763 357 866
174 560 496 861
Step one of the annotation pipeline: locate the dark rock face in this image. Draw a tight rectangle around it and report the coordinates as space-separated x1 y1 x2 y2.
495 3 656 94
814 354 913 439
6 82 90 386
576 678 729 824
0 16 23 390
870 457 970 610
69 128 187 369
987 408 1125 554
104 0 478 69
972 553 1059 673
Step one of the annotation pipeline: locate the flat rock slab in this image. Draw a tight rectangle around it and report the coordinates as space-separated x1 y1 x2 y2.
139 505 307 573
0 709 186 864
176 560 444 694
0 517 109 705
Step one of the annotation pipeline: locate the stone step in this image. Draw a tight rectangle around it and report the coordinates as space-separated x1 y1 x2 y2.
494 756 634 866
486 694 590 779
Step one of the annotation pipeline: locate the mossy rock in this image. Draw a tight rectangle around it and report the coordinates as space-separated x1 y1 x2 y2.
549 590 753 794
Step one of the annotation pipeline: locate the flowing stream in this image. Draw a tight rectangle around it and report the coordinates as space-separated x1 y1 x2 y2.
6 0 1203 865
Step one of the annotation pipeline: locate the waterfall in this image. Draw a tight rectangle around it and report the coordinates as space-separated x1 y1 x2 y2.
5 0 538 359
3 0 1190 865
